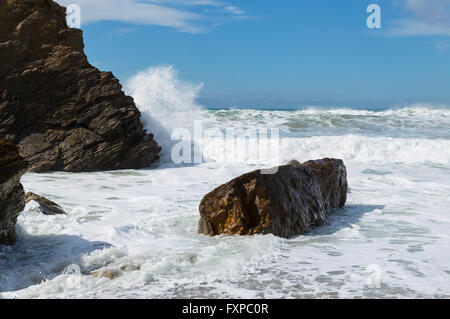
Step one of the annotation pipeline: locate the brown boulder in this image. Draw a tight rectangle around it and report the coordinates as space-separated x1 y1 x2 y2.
0 140 28 245
25 192 66 215
198 158 348 238
0 0 160 172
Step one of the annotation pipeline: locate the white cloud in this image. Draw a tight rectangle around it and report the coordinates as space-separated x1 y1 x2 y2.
223 6 245 15
388 19 450 37
113 27 138 37
56 0 246 33
403 0 450 23
387 0 450 36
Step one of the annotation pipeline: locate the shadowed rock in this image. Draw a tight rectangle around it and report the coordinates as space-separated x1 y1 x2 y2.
25 192 66 215
198 158 348 238
0 140 28 245
0 0 160 172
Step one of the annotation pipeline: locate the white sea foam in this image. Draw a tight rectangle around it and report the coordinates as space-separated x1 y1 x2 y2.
199 135 450 165
124 66 450 166
296 104 450 117
2 160 449 299
280 135 450 164
1 67 450 299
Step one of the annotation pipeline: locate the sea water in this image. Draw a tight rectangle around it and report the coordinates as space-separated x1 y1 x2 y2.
1 67 449 298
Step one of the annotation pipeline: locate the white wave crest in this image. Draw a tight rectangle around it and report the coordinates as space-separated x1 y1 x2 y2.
126 65 203 117
297 104 450 117
126 66 450 166
280 135 450 165
125 66 204 161
201 135 450 165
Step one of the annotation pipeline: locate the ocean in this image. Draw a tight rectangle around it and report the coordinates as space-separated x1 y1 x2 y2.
1 66 449 298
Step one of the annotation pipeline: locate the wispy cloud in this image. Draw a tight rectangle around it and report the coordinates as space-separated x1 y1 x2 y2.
387 0 450 37
223 6 245 15
56 0 247 33
435 40 450 52
112 27 138 37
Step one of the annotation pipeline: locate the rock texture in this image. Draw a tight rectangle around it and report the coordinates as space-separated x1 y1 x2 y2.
25 192 66 215
0 0 160 172
0 140 28 245
92 269 122 280
199 158 348 238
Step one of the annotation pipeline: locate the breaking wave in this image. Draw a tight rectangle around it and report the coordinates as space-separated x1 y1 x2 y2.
127 66 450 166
125 66 204 162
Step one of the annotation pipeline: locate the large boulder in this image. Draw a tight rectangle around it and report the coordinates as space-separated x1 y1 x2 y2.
199 158 348 238
0 0 160 172
0 140 28 245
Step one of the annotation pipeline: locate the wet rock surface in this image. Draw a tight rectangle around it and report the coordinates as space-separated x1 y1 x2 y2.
199 158 348 238
0 140 28 245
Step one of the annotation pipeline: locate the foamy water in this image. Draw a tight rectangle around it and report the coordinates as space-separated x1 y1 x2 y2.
1 67 449 298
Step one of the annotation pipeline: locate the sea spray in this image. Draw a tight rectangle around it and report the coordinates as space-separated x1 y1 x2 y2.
125 66 282 167
125 66 204 163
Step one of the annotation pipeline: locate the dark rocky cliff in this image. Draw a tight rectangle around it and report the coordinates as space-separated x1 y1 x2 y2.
0 0 160 172
0 140 27 245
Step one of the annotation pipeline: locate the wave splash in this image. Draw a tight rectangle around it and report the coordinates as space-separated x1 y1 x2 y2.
126 65 203 117
126 66 450 166
125 66 204 162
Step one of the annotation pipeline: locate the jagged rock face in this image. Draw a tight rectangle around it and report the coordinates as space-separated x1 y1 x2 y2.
0 140 28 245
0 0 160 172
198 158 348 238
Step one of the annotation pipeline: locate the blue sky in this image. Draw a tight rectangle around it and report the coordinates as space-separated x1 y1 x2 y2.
56 0 450 108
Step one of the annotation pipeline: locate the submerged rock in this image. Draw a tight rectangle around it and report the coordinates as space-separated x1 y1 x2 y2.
25 192 66 215
0 0 160 172
92 269 122 280
198 158 348 238
0 140 28 245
